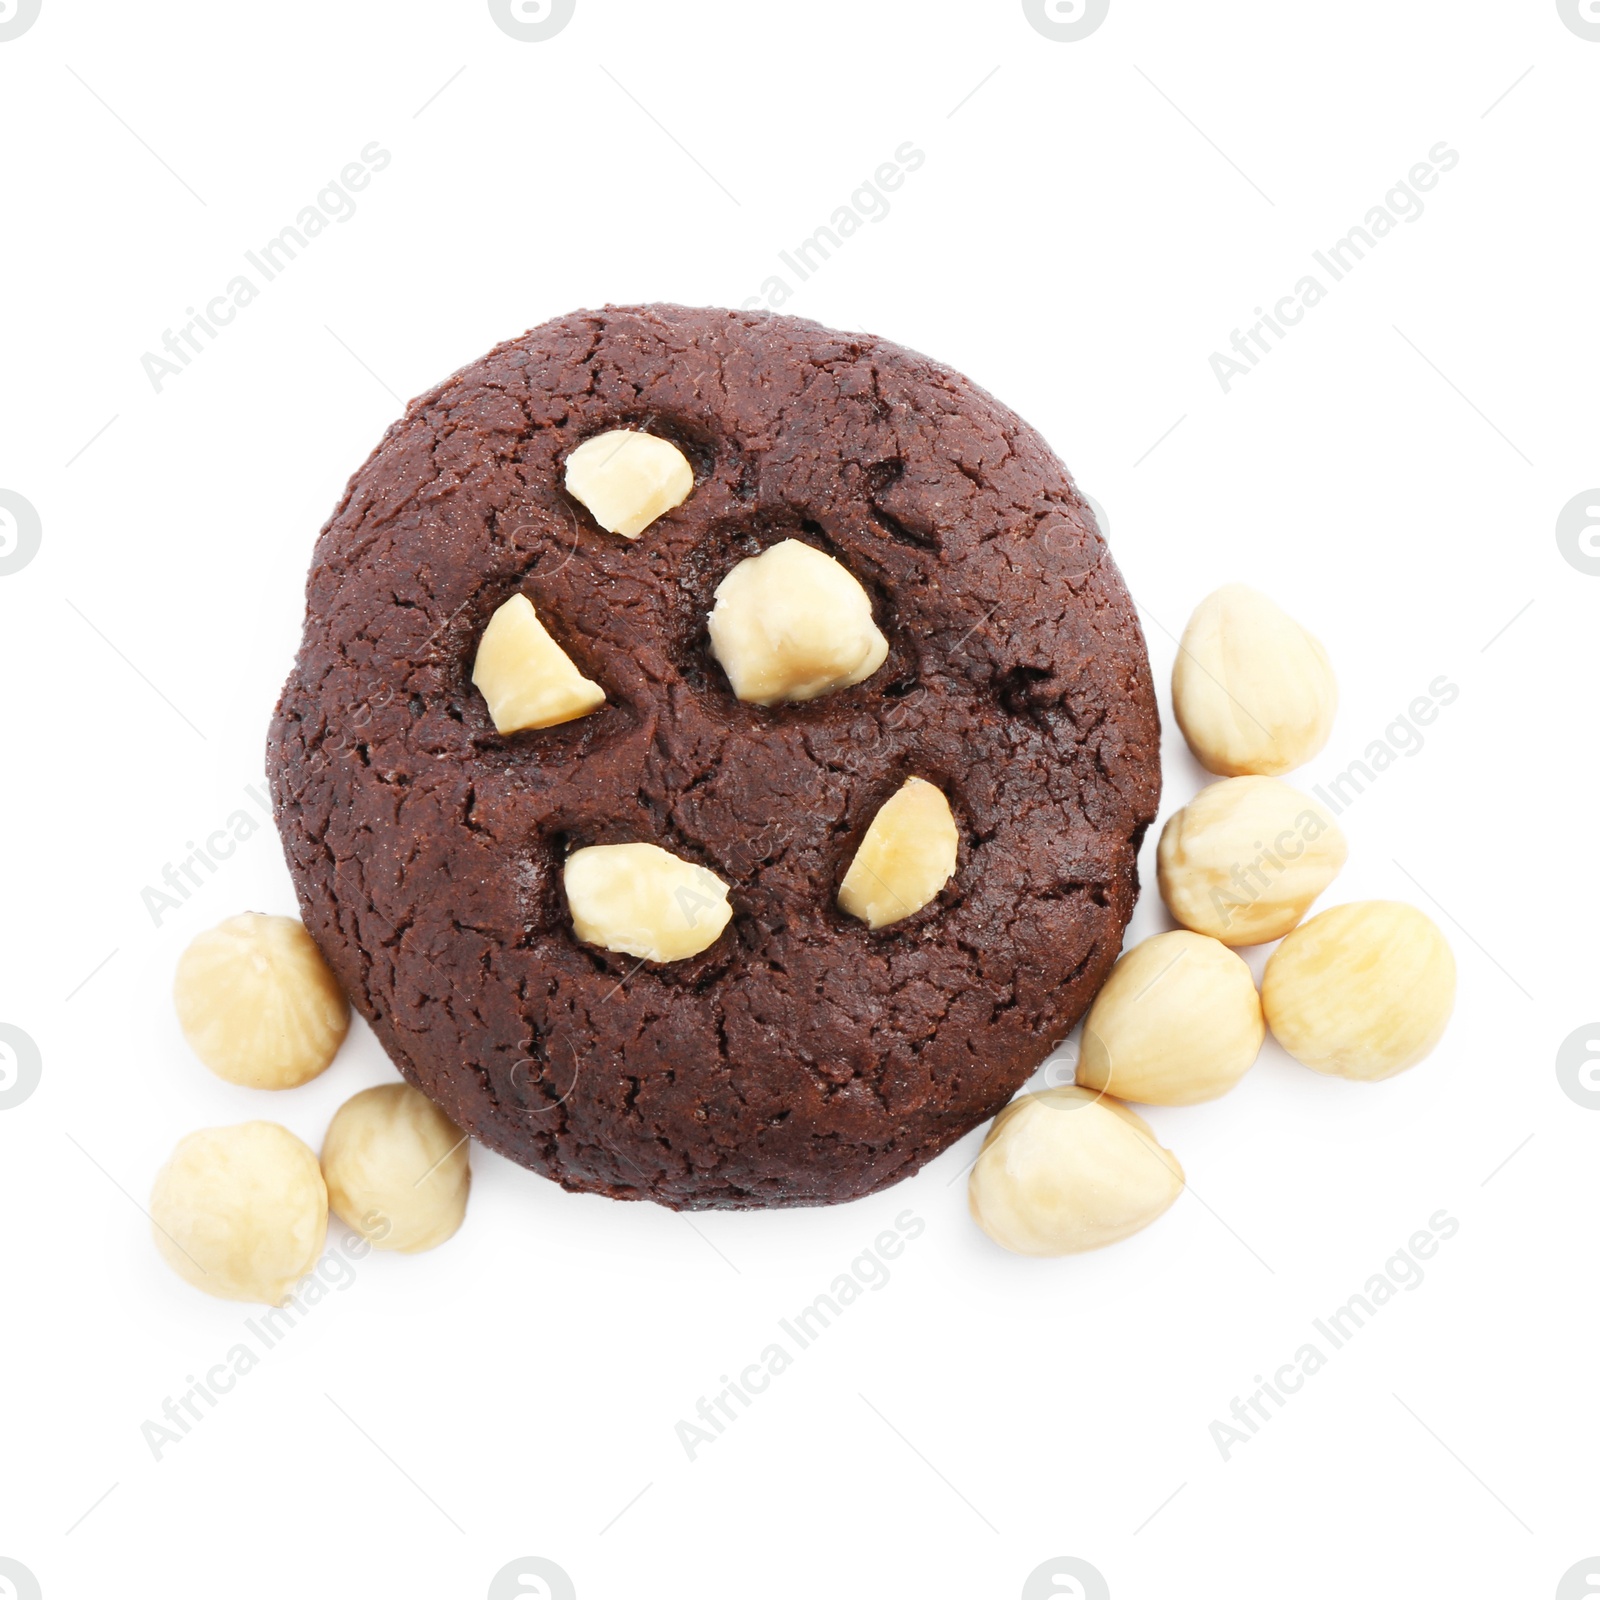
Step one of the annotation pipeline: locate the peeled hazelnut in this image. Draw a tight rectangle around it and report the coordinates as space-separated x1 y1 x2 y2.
707 539 888 704
1262 900 1455 1081
1173 584 1337 776
150 1123 328 1304
1157 777 1347 946
564 842 732 962
174 914 350 1089
321 1084 470 1253
564 429 694 538
1078 930 1264 1106
471 593 605 734
838 777 958 929
969 1087 1185 1256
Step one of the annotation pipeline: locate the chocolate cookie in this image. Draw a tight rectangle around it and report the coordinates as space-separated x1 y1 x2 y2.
268 304 1161 1210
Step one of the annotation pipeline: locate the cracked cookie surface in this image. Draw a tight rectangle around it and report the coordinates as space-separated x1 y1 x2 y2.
267 304 1161 1210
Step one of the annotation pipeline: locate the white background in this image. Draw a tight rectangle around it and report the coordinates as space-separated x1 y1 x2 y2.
2 2 1596 1596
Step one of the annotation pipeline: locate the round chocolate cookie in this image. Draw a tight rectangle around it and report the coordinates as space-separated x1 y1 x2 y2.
268 304 1161 1210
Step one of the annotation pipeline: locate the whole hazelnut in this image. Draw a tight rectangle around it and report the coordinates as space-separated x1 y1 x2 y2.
564 429 694 539
1173 584 1337 776
321 1084 471 1253
150 1122 328 1304
1262 900 1456 1081
564 842 732 962
174 914 350 1090
1078 930 1264 1105
1157 777 1347 946
707 539 888 705
968 1087 1185 1256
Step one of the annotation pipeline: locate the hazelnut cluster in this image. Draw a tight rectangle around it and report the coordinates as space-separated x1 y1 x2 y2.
155 912 471 1305
971 584 1455 1258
